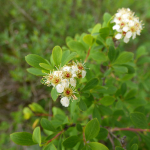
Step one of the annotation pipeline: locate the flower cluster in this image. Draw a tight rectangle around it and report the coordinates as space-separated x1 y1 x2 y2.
112 8 143 43
42 61 86 107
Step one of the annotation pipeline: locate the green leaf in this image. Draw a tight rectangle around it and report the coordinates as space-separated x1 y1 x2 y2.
10 132 36 146
108 46 116 62
115 146 124 150
78 99 87 111
91 23 101 35
29 103 46 113
93 106 101 123
113 52 134 64
96 127 108 140
63 136 80 148
51 88 59 101
98 105 112 115
136 46 147 60
121 83 127 96
61 51 77 66
88 142 109 150
99 27 110 40
100 96 115 106
130 144 138 150
52 46 62 67
32 127 41 145
40 118 57 132
27 68 46 76
43 143 57 150
85 118 100 141
113 66 128 74
76 123 83 132
82 78 99 91
103 13 112 24
83 34 94 46
130 112 148 129
25 54 48 69
39 63 53 70
67 40 87 51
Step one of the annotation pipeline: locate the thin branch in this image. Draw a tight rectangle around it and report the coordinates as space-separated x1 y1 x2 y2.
111 127 150 132
46 130 64 144
35 113 53 117
108 133 115 150
84 47 91 63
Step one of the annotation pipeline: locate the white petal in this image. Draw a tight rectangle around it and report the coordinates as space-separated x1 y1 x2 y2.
82 70 86 78
116 13 121 17
128 21 135 27
113 25 120 30
114 18 121 24
61 79 69 88
127 8 130 11
60 97 69 107
115 33 122 39
122 26 129 32
53 71 62 77
123 37 130 43
56 84 64 93
126 31 132 38
136 30 141 35
70 78 76 87
132 32 136 39
62 66 70 71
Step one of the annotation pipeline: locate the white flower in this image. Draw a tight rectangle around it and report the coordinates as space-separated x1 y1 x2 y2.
56 84 64 93
61 79 69 88
123 37 130 43
72 65 78 72
70 78 76 87
60 97 69 107
122 26 129 32
115 33 122 39
62 66 70 71
112 8 143 43
53 71 62 77
113 25 120 31
82 70 86 78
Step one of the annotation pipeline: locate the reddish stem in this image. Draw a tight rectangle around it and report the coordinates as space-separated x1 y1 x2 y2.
111 128 150 132
35 113 53 117
83 130 86 144
84 47 91 63
46 130 64 144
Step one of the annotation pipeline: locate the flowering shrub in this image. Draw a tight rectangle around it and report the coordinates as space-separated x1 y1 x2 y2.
10 8 150 150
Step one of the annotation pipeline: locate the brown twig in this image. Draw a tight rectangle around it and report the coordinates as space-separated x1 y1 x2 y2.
45 124 76 145
46 130 64 144
84 47 91 63
35 113 53 117
108 133 115 150
83 129 86 144
111 127 150 132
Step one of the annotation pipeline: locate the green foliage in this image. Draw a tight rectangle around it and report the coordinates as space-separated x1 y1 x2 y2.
1 1 150 150
63 136 80 148
130 112 148 129
52 46 62 67
85 119 100 141
32 127 41 145
10 132 36 146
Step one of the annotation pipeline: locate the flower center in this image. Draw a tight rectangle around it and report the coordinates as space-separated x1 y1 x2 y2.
52 76 61 85
118 17 121 20
77 63 84 70
122 31 126 36
63 71 72 79
63 88 73 97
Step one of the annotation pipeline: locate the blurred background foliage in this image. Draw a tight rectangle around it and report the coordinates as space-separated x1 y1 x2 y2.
0 0 150 149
